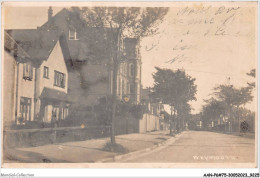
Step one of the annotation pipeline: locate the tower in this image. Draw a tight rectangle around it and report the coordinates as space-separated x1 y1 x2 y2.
123 38 141 104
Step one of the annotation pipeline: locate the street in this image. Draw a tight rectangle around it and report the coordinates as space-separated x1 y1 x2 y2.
116 131 255 163
4 131 255 164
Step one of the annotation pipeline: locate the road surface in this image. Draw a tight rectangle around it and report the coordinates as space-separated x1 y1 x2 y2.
117 131 255 163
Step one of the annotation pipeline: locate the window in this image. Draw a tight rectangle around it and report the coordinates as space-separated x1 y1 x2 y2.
69 29 78 40
130 84 134 94
54 70 65 88
52 106 59 121
122 80 125 95
63 107 69 120
23 62 33 80
19 97 31 122
130 63 134 77
43 66 49 78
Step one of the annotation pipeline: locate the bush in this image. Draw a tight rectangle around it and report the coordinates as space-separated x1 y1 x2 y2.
102 142 129 153
11 121 53 130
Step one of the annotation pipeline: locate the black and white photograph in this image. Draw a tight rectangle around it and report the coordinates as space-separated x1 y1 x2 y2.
1 1 257 169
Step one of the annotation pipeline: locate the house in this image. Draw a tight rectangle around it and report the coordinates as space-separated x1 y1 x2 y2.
4 7 143 127
3 30 71 126
38 7 142 118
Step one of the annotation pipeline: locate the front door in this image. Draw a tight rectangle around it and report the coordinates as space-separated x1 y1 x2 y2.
20 97 31 123
52 105 59 122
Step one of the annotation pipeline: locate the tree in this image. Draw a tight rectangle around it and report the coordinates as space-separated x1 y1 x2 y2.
247 69 256 88
175 102 192 131
160 110 170 123
78 7 169 144
150 67 197 134
201 98 226 130
201 69 255 133
213 84 253 132
233 107 255 132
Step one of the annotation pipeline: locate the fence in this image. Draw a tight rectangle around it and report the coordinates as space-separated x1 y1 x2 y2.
139 114 160 133
114 115 139 135
4 114 163 148
113 114 161 135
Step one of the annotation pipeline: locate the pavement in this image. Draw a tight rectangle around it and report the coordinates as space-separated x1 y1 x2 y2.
230 132 255 139
3 130 172 163
118 131 256 163
3 130 255 163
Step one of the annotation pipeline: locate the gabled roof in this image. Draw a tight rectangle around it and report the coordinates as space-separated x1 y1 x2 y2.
4 31 30 59
39 8 117 64
5 29 59 63
40 8 75 31
5 29 71 67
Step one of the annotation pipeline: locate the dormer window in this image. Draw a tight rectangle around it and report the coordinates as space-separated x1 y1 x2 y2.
23 62 33 81
69 29 78 40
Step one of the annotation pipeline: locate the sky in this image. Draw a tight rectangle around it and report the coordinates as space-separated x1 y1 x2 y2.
140 4 257 113
3 3 257 114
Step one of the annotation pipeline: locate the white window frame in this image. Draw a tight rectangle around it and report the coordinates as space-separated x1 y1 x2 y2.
23 62 33 81
43 66 49 79
54 70 66 88
69 29 79 40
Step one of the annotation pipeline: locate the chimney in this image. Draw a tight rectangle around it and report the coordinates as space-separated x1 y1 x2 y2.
48 7 53 21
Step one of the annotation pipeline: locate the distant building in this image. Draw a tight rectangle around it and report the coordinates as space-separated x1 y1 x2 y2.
139 88 164 133
4 30 70 126
141 88 163 116
118 38 142 104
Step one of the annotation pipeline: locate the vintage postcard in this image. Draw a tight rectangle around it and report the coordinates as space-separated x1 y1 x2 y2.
1 1 258 169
